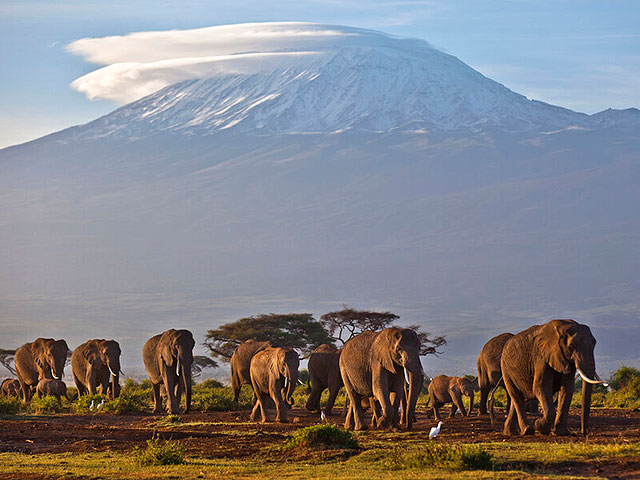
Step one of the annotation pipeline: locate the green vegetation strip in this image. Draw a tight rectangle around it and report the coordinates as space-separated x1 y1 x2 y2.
1 441 639 479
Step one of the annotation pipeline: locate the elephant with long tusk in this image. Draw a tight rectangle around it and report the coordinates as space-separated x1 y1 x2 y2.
14 338 69 402
71 339 122 399
501 319 606 436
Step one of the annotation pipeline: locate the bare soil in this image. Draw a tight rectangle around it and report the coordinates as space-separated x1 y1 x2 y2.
1 407 639 478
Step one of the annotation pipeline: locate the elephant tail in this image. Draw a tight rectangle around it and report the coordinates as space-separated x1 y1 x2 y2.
488 377 504 426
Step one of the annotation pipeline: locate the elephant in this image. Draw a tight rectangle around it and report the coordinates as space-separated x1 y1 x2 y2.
501 319 608 436
143 329 195 414
14 338 69 402
230 339 275 407
305 344 343 416
477 333 513 415
36 378 67 401
71 339 122 399
1 378 21 398
250 346 299 423
427 375 475 421
339 327 423 431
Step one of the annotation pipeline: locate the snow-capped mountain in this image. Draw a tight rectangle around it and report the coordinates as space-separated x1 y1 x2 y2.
1 23 639 374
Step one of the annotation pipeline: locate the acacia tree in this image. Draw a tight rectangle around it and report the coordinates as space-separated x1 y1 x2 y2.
0 348 16 375
191 355 218 378
204 313 334 362
319 306 446 355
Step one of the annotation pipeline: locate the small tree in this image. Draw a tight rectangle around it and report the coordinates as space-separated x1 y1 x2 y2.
204 313 334 362
191 355 218 378
0 349 16 375
320 306 446 355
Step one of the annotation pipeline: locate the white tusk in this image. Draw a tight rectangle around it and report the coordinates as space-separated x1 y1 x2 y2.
176 359 180 375
108 366 117 378
594 372 610 388
52 374 60 380
577 368 609 387
298 378 305 386
284 377 288 389
404 367 410 385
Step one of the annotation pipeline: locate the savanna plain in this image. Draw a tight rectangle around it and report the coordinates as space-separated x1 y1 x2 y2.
1 380 640 480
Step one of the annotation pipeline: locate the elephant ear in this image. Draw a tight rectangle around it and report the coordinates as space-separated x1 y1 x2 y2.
377 329 401 374
449 379 461 397
160 334 176 367
31 339 48 370
269 349 284 379
535 320 572 374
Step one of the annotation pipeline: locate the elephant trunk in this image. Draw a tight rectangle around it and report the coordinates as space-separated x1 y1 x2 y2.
181 360 191 413
468 391 474 416
581 380 592 435
405 367 422 430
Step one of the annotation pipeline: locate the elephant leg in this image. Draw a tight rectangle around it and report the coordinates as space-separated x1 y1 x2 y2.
325 385 340 416
433 401 443 421
452 393 467 417
478 385 489 415
250 392 262 422
271 384 287 423
505 390 511 413
503 401 518 436
371 398 382 428
534 376 555 435
258 392 270 423
344 400 354 429
343 380 366 431
391 390 402 427
372 380 393 429
305 385 322 413
553 379 573 436
504 378 533 435
18 379 30 402
151 382 162 414
163 371 178 414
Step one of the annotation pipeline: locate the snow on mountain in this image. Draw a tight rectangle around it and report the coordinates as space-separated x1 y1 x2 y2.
65 23 593 139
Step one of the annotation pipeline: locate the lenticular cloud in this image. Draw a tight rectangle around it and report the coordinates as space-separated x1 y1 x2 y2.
67 22 424 104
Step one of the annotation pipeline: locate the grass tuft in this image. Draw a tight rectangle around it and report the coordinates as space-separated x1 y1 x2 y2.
134 434 186 466
287 423 359 450
383 443 493 471
0 396 21 414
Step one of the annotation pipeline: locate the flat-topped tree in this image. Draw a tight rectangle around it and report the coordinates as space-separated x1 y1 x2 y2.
320 306 446 355
204 313 334 361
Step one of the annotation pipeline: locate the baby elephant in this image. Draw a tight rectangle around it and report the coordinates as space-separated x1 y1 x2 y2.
1 378 22 398
36 378 68 401
428 375 475 421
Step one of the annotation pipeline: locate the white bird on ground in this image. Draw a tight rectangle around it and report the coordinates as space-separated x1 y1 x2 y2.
97 399 105 410
320 411 326 422
429 421 443 439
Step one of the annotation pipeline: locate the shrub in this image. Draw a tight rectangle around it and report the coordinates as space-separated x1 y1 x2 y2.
287 424 359 450
30 395 63 414
191 386 253 412
73 393 107 413
134 435 186 466
0 396 21 414
383 444 493 471
609 365 640 391
103 390 149 414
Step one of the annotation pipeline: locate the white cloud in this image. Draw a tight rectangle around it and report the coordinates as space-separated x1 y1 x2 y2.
67 22 420 104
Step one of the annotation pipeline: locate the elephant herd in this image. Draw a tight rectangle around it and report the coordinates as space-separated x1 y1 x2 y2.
1 319 609 437
301 319 608 436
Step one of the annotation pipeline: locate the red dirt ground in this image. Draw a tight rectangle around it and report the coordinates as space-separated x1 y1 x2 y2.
1 407 639 478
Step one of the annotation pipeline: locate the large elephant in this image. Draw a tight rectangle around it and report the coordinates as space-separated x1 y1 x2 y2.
143 329 195 414
14 338 69 402
36 378 68 401
230 339 275 407
305 344 342 416
71 339 122 399
250 346 299 423
427 375 474 421
477 332 513 415
501 319 607 436
340 328 423 431
1 378 21 398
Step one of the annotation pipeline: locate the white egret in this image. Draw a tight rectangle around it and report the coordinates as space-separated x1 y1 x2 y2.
429 421 443 439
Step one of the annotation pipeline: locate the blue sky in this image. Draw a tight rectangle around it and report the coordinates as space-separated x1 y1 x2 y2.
1 0 639 148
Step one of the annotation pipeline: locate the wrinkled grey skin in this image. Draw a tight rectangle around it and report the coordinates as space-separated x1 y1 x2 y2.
250 347 299 423
15 338 69 402
477 333 513 415
71 339 122 399
427 375 475 421
36 378 67 401
306 344 342 416
143 329 195 414
501 319 604 436
1 378 21 398
340 328 423 431
230 340 275 407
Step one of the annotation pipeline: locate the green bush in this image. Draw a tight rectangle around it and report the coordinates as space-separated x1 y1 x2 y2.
191 385 253 412
73 393 107 413
30 395 63 414
287 424 359 450
103 390 149 414
383 444 493 471
609 365 640 391
134 435 186 466
0 396 21 414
